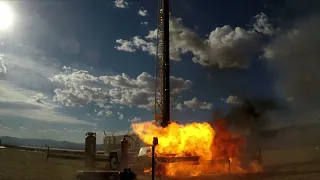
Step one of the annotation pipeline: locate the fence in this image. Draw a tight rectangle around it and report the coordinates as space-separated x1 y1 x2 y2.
45 146 109 162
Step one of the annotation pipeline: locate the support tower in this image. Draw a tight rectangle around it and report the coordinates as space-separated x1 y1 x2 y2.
154 0 170 128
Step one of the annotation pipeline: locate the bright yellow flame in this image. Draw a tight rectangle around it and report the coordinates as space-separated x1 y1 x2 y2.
132 121 263 178
0 2 13 30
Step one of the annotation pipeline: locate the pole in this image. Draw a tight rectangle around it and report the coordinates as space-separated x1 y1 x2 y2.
120 136 129 170
152 137 159 180
161 0 170 128
46 146 50 162
228 158 231 174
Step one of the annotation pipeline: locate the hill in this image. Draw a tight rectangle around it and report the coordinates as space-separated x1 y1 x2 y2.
0 136 105 150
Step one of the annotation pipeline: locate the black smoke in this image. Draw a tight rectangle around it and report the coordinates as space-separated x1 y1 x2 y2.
213 98 283 133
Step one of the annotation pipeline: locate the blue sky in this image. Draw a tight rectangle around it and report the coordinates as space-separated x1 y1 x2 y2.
0 0 319 143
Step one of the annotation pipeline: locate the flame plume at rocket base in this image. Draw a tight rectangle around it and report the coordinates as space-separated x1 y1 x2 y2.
131 121 262 178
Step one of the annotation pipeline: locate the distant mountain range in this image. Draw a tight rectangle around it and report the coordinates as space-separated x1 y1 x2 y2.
0 136 105 150
1 122 320 151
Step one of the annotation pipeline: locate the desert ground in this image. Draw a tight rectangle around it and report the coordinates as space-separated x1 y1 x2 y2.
0 148 91 180
1 147 320 180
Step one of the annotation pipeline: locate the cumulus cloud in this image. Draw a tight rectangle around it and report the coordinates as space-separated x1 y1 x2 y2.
175 103 183 111
96 103 113 109
115 37 156 56
53 86 106 107
49 67 192 110
184 97 212 110
253 12 274 35
114 0 129 8
225 95 242 104
49 66 99 84
33 93 48 104
129 117 141 123
97 109 113 116
117 112 124 120
138 9 148 16
49 67 106 107
115 39 137 52
95 107 115 118
141 22 148 26
263 16 320 109
115 13 273 68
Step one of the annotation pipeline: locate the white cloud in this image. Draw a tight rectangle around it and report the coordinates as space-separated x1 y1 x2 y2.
114 0 129 8
0 54 6 74
95 103 113 109
97 109 113 117
263 16 320 109
37 129 60 133
175 103 183 111
141 22 148 26
115 36 156 56
0 47 56 91
0 125 13 133
129 117 141 123
32 93 50 105
3 126 12 130
53 86 106 107
253 12 274 35
0 45 91 125
115 39 137 52
115 13 273 68
0 82 94 125
106 110 113 116
138 9 148 16
49 67 107 107
50 67 192 110
117 112 124 120
225 95 242 104
49 66 99 84
183 97 212 110
62 128 83 133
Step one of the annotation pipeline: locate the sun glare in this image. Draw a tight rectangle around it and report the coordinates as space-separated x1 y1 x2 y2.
0 2 13 30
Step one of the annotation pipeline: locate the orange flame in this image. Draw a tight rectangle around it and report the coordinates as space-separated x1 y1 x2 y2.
144 167 152 174
131 119 262 178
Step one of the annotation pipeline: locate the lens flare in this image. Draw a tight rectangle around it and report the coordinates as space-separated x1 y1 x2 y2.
0 2 13 30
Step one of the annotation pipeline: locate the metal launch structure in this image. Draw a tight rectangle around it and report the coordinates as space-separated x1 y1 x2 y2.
154 0 171 128
151 0 172 178
77 1 171 179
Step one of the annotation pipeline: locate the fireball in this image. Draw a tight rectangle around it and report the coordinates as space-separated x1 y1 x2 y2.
132 120 262 178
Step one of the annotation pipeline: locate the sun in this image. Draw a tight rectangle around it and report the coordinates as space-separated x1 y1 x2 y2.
0 2 13 30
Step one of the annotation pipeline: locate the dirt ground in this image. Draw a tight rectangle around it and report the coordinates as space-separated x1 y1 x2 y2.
1 148 320 180
0 148 88 180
